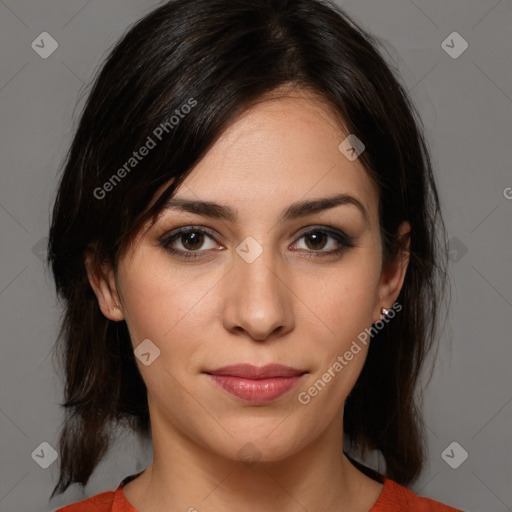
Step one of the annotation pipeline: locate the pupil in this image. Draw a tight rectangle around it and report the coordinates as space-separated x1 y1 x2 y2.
306 232 326 250
183 232 202 250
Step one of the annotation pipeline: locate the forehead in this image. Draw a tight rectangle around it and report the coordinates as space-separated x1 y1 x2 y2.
163 92 379 227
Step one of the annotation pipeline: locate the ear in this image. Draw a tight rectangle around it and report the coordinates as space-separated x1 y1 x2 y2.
84 248 124 322
373 221 410 323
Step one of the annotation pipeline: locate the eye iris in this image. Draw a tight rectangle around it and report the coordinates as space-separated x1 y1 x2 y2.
305 232 327 250
182 231 204 250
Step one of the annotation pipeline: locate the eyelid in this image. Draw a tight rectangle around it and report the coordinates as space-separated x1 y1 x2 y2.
159 224 356 260
159 225 222 243
159 224 353 244
293 224 355 243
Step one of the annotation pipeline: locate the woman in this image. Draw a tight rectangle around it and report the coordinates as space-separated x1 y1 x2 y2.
48 0 464 510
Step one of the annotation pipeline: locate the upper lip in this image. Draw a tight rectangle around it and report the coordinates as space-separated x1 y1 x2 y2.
205 364 306 379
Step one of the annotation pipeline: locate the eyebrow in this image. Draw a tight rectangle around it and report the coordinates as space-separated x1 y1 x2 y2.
162 193 369 226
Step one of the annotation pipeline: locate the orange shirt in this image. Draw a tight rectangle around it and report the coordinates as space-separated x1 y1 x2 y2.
55 475 465 511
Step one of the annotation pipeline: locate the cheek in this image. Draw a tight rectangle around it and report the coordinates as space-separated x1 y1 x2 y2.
118 253 221 395
119 267 203 400
293 253 380 402
297 253 381 337
119 253 215 341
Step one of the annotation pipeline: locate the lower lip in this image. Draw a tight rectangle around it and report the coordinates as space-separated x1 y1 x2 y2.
207 374 305 403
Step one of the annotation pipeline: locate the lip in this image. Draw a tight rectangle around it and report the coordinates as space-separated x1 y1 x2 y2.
204 364 307 403
206 363 306 379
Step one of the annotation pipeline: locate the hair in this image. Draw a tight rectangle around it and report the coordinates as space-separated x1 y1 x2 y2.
47 0 450 499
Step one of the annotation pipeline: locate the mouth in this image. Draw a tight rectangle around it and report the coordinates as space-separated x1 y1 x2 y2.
203 364 307 403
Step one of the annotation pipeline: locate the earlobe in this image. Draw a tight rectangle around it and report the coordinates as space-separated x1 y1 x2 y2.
84 249 124 322
375 221 410 322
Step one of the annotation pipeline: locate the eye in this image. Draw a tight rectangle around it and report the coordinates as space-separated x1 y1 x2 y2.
291 227 355 257
160 227 219 260
159 225 356 261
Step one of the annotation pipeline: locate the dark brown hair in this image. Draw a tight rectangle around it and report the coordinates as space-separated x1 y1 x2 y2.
48 0 450 498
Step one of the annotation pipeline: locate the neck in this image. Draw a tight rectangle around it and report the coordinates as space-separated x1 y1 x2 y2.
122 410 383 512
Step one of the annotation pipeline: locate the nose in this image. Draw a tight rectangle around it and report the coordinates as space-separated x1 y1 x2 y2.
222 244 294 342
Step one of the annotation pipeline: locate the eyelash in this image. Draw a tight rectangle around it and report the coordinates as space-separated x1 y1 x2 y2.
159 225 356 261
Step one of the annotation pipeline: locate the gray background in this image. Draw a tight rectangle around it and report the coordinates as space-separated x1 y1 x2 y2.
0 1 511 511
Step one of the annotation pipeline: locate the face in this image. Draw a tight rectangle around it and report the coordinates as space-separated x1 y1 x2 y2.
86 89 410 466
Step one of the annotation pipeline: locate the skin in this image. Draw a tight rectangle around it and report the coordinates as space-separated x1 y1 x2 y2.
85 87 410 512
